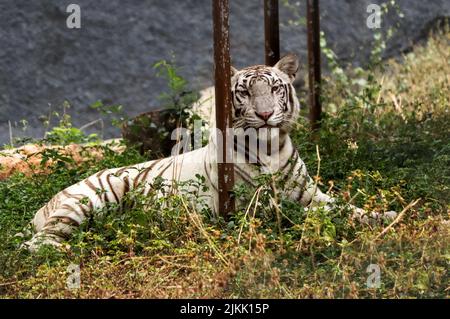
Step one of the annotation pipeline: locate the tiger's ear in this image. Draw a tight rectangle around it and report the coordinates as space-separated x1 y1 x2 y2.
274 53 299 82
230 66 238 77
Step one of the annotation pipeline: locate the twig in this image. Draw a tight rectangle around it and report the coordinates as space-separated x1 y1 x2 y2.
180 196 230 266
79 118 104 131
157 256 199 270
269 194 296 225
337 189 362 216
237 186 263 244
0 281 17 287
8 120 13 147
247 186 263 252
296 145 321 252
270 178 284 249
248 186 262 253
376 76 385 105
389 93 405 121
374 198 420 240
43 103 53 139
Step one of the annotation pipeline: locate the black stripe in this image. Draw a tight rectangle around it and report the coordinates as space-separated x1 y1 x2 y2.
134 159 163 188
116 166 130 176
95 169 107 178
60 203 83 216
61 190 72 198
120 176 131 212
288 85 294 112
45 216 80 228
42 206 50 219
41 229 71 240
297 175 310 203
234 134 262 165
156 159 174 178
97 174 108 203
69 193 84 199
234 165 255 185
85 179 99 194
235 94 242 105
106 174 120 203
139 161 159 182
73 202 90 217
69 194 93 216
280 149 296 172
203 160 218 193
123 176 130 194
279 137 287 151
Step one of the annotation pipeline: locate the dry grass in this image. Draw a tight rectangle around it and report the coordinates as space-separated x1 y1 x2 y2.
1 32 449 299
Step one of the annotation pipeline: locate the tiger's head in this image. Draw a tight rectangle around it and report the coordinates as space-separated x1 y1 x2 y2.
231 53 300 133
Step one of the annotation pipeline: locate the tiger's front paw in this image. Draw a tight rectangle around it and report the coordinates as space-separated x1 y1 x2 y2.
383 210 398 221
353 208 397 225
20 234 64 253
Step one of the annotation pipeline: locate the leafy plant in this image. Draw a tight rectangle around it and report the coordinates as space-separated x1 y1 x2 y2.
0 30 448 299
153 57 201 128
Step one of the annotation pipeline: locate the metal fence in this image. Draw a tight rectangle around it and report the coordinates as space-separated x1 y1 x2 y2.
212 0 322 217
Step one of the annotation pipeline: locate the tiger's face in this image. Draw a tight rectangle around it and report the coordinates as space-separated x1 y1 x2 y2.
231 54 300 133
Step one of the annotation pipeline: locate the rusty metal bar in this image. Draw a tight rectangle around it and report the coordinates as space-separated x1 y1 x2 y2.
307 0 322 130
264 0 280 66
213 0 235 217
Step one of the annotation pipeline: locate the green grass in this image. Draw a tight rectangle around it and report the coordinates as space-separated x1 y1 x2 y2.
0 32 449 298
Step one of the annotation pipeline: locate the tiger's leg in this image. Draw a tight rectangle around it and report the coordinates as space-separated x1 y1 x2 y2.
22 187 96 252
292 155 397 224
23 167 134 252
23 195 89 252
298 175 396 223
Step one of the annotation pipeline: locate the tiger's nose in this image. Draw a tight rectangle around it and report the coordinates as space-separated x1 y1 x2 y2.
255 111 274 121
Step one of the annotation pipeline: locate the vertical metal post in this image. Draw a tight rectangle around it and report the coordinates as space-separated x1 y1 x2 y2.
307 0 322 130
264 0 280 66
213 0 235 217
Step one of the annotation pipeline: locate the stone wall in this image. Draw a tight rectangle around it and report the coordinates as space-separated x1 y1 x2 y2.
0 0 448 143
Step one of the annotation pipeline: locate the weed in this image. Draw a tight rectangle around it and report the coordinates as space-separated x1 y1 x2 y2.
0 31 449 298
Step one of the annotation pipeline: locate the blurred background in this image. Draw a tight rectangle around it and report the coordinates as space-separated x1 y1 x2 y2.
0 0 449 144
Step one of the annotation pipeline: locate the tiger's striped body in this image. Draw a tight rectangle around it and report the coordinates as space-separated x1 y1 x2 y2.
24 54 395 252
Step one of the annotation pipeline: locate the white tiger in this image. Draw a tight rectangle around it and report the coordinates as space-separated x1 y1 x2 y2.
23 54 396 252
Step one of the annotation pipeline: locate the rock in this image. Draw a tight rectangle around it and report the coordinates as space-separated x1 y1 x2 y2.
0 0 449 144
0 139 124 180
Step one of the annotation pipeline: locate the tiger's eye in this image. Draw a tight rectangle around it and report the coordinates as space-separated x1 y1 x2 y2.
271 86 280 93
